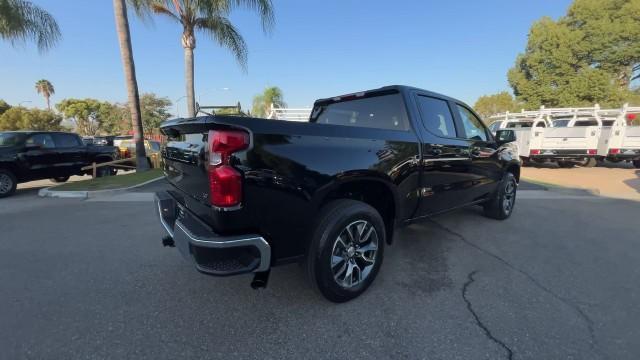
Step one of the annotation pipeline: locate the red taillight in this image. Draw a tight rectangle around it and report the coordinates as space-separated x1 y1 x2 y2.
609 148 620 154
628 114 637 121
530 149 540 155
207 130 249 207
587 149 597 155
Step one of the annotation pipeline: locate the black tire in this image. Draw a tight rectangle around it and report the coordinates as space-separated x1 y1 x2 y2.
483 172 517 220
0 169 17 198
306 199 386 303
520 156 530 167
633 160 640 169
96 166 112 178
582 158 597 168
51 176 70 183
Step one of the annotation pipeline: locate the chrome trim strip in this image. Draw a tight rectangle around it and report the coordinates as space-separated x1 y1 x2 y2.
423 157 470 162
174 220 271 273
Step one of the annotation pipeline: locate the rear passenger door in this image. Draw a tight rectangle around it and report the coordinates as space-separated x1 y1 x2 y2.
453 104 502 202
52 133 86 176
23 133 57 180
413 94 475 215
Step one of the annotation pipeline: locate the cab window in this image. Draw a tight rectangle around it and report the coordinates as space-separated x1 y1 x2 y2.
456 105 488 141
416 95 457 137
26 134 55 149
52 133 82 148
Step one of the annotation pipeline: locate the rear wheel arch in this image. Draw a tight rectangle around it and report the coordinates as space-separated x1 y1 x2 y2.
317 178 398 245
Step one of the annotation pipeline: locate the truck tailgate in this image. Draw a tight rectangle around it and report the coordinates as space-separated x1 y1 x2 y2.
541 127 599 150
621 126 640 149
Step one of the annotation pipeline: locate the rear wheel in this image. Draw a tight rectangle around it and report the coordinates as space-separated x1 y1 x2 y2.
51 176 70 183
0 169 17 198
306 199 385 303
483 172 517 220
581 158 597 168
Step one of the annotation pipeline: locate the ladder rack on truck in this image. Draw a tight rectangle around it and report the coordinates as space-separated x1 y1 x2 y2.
267 105 312 122
487 110 549 160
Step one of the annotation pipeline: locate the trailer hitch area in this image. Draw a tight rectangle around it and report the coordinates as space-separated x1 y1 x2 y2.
162 235 175 247
251 270 271 290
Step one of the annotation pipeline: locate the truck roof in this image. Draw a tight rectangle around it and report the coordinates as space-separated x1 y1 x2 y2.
313 85 466 107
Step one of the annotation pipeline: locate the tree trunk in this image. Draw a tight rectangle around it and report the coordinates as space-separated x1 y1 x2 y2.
112 0 149 171
45 95 50 111
182 31 196 118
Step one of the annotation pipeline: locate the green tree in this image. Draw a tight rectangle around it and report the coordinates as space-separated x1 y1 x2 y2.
563 0 640 88
56 98 108 136
0 99 11 116
0 0 61 52
252 86 285 117
0 107 62 131
473 91 519 118
131 0 275 118
99 102 130 135
35 79 54 110
139 93 171 133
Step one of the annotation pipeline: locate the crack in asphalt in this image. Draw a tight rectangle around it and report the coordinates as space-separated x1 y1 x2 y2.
428 219 602 357
462 270 514 360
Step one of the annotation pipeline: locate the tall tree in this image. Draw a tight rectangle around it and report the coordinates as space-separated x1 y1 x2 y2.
252 86 285 117
131 0 275 118
473 91 519 118
34 79 54 110
0 0 60 52
113 0 148 171
56 98 107 136
139 93 172 133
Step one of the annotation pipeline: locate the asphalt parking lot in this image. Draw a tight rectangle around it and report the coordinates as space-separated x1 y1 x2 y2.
1 181 639 359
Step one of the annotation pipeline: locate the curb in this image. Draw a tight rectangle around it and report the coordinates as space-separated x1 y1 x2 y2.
38 176 164 199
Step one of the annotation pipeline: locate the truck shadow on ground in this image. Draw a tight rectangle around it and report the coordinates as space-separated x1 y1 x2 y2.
623 170 640 195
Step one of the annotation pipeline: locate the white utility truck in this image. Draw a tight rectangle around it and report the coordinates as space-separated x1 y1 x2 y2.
596 104 640 168
487 110 550 163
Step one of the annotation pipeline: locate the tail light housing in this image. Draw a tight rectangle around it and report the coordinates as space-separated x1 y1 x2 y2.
587 149 597 155
208 130 249 207
530 149 541 155
609 148 620 155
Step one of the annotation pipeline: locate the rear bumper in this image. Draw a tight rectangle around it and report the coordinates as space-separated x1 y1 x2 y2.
155 191 271 276
606 149 640 160
529 150 595 161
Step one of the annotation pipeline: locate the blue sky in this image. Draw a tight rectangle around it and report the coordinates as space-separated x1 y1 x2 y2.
1 0 572 116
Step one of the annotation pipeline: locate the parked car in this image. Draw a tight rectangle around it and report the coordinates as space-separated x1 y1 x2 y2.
118 139 162 168
93 135 117 146
0 131 119 198
154 85 521 302
113 135 133 148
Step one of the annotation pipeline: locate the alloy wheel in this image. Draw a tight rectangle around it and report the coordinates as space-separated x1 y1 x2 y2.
502 179 516 214
330 220 379 288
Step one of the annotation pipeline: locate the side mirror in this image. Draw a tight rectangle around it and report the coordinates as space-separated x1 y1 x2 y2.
495 129 516 145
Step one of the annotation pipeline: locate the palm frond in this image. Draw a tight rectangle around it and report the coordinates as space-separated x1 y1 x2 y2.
127 0 181 23
195 15 248 70
0 0 61 52
225 0 274 33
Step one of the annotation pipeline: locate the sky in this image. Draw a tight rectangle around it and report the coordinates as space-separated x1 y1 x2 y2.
0 0 573 117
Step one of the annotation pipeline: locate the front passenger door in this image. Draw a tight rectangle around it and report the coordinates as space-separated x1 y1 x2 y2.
453 104 502 203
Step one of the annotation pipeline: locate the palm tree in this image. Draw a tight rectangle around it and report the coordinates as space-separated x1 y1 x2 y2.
113 0 149 171
0 0 61 52
252 86 285 117
34 79 54 110
131 0 274 117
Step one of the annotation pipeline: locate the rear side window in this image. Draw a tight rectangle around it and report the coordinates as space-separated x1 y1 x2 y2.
311 93 410 131
416 96 457 137
456 105 488 141
26 134 55 149
53 133 82 148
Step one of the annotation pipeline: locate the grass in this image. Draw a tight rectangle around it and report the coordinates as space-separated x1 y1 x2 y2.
53 169 163 191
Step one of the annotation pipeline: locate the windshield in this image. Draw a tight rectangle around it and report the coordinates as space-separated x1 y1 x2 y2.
506 121 533 128
552 119 570 127
0 133 25 147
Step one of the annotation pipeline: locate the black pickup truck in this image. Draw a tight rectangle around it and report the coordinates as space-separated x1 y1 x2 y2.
0 131 119 197
155 86 520 302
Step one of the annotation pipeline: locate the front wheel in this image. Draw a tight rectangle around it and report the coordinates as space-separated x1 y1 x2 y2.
51 176 70 183
306 199 385 303
483 172 517 220
0 169 17 198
